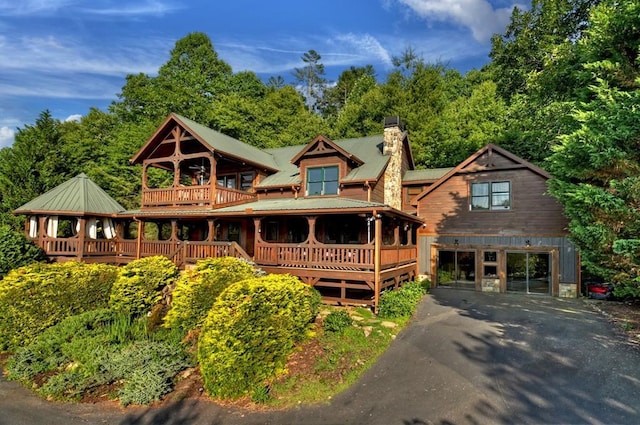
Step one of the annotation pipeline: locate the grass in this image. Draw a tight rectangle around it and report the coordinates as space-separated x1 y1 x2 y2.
266 306 407 408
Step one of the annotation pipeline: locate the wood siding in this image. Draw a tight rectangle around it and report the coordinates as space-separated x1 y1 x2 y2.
418 168 568 236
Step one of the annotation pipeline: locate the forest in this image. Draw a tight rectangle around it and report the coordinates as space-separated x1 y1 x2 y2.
0 0 639 296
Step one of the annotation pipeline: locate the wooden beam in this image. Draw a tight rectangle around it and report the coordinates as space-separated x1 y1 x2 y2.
374 212 382 313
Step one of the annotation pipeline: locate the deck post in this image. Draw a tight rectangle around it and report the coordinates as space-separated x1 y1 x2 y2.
76 217 86 260
135 218 143 259
374 212 382 313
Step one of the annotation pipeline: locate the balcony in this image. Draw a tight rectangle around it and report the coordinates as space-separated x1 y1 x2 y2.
141 185 256 209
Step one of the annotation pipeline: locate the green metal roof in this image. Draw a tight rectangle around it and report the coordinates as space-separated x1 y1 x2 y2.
403 168 453 182
174 114 279 171
259 135 389 188
14 173 125 216
215 197 387 213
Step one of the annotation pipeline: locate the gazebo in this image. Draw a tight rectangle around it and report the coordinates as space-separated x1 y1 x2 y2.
14 173 126 262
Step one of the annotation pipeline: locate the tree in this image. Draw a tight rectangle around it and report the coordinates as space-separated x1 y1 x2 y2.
0 225 47 279
0 111 71 229
547 0 640 296
320 65 376 118
489 0 599 100
292 49 327 113
111 32 233 124
267 76 286 90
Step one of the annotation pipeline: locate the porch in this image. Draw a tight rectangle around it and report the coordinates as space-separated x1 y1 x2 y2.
32 236 417 309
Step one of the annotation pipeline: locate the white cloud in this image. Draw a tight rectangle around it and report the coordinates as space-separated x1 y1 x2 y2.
0 0 78 16
0 0 180 18
0 126 15 148
397 0 521 43
0 35 163 76
333 33 393 67
81 1 183 17
64 114 82 122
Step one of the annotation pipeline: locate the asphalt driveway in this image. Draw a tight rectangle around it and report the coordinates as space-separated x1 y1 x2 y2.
1 288 639 425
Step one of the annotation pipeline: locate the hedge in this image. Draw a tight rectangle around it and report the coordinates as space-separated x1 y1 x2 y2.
377 281 427 319
0 262 118 351
0 225 47 279
198 274 321 399
109 256 178 316
163 257 257 334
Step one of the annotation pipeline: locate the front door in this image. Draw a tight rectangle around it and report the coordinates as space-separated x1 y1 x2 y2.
506 252 551 294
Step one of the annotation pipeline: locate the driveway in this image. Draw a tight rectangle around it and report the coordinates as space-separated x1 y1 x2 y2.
1 289 639 425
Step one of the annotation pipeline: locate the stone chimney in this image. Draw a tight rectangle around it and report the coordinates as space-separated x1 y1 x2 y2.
383 116 405 210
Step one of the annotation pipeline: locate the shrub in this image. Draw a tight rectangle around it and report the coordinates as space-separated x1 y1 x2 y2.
163 257 257 334
198 274 321 399
378 281 426 319
109 256 178 316
324 310 353 333
0 262 118 351
0 225 47 279
7 309 189 406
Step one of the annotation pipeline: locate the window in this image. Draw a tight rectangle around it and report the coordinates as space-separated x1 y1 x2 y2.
306 166 339 196
217 175 236 189
240 172 254 191
471 181 511 210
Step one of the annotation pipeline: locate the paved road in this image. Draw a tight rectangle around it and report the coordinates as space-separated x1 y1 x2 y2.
2 289 639 425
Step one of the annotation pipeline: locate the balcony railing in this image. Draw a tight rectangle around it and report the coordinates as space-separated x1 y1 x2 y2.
254 242 416 271
141 185 256 208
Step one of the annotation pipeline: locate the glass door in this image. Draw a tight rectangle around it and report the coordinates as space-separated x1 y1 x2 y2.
437 250 476 289
506 252 551 294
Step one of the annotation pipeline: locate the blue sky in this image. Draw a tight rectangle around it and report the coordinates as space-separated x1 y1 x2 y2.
0 0 523 148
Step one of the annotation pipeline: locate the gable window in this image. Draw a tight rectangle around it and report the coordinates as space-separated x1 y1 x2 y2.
471 181 511 210
307 166 339 196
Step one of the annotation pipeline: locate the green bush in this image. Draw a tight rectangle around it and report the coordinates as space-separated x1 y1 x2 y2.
198 274 321 399
109 256 178 316
378 281 426 319
0 225 47 279
7 309 189 406
163 257 257 334
0 262 118 351
324 310 353 333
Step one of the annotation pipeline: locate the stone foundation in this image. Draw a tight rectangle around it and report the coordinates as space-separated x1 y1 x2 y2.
482 278 500 293
559 283 578 298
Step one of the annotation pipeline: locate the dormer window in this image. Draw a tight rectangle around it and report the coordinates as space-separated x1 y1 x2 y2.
307 166 339 196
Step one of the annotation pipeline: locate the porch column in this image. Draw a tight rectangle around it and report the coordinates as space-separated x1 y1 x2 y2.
374 213 382 313
207 219 215 241
210 155 217 205
307 216 318 244
406 223 413 246
135 219 144 259
38 216 45 250
76 217 86 260
170 219 179 241
253 218 263 243
393 222 400 246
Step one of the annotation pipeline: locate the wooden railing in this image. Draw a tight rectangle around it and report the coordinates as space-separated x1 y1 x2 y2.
36 237 416 276
381 245 417 268
42 238 80 255
141 185 256 208
215 187 256 205
255 243 370 270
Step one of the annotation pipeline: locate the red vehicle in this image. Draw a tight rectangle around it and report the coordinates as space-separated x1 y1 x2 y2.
585 282 614 300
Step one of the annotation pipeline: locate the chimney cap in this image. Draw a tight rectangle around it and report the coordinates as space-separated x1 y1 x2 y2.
384 116 404 130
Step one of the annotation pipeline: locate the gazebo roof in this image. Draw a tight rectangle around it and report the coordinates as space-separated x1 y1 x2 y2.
14 173 125 216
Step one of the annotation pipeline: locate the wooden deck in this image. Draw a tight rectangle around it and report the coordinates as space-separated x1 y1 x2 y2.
34 237 417 309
